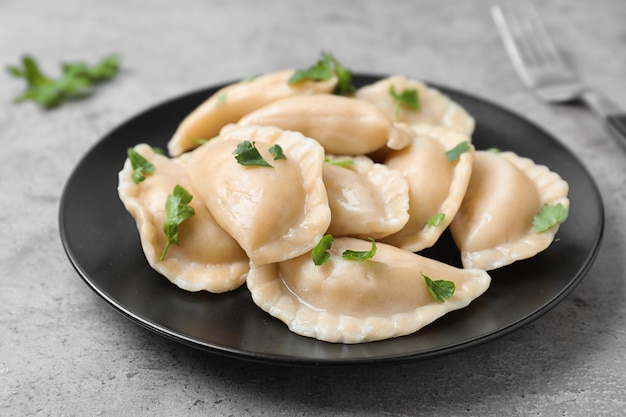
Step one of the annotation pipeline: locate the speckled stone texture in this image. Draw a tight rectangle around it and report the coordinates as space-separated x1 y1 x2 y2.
1 0 625 416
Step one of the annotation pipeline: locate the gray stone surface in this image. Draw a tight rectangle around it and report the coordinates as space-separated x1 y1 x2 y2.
1 0 625 415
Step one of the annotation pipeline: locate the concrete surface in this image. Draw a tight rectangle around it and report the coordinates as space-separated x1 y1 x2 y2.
1 0 625 415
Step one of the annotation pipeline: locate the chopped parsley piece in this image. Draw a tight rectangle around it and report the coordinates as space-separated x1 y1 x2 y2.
288 52 355 95
233 141 273 167
486 147 501 153
325 158 355 169
269 144 287 160
532 203 569 232
215 93 227 107
426 212 446 227
445 141 471 162
389 85 420 120
312 234 335 266
161 185 196 261
422 273 455 303
127 148 154 184
342 238 377 261
7 54 120 109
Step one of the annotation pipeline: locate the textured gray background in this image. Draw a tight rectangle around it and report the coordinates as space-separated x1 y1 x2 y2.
1 0 625 416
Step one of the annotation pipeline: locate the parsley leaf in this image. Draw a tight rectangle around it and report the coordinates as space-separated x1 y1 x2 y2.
426 212 446 227
269 144 287 160
127 148 154 184
7 54 120 109
233 141 273 167
288 52 355 94
161 185 196 261
445 141 471 162
215 93 226 107
324 158 355 169
389 85 420 120
312 234 335 266
422 273 455 302
532 203 569 232
342 238 377 261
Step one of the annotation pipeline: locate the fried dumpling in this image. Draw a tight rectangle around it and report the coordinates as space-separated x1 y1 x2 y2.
167 70 338 156
247 237 491 343
382 125 474 252
184 125 331 266
355 75 475 137
449 150 570 270
323 155 410 239
117 144 249 293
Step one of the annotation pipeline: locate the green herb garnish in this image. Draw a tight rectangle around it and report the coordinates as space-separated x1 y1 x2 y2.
161 185 196 261
269 144 287 160
127 148 154 184
7 54 120 109
342 238 377 261
312 234 335 266
389 85 420 120
233 141 273 167
445 141 471 162
422 273 455 303
426 212 446 227
532 203 568 232
324 158 356 169
288 52 355 94
486 147 501 154
215 92 226 107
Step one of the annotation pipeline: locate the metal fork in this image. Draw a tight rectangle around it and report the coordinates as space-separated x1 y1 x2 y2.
491 4 626 149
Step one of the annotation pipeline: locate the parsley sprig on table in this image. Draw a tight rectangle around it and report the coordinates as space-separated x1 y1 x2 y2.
6 54 120 109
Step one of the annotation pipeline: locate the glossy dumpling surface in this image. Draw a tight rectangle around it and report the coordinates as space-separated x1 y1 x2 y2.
382 124 474 251
167 70 338 156
184 125 331 266
117 144 249 292
323 155 409 239
355 75 475 137
449 150 570 270
247 237 491 343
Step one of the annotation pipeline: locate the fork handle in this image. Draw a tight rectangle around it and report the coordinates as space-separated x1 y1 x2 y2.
606 114 626 150
581 91 626 150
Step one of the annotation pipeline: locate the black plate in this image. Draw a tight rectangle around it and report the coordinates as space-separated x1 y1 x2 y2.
59 74 604 366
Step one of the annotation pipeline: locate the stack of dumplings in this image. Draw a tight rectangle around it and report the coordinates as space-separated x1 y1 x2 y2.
118 65 569 344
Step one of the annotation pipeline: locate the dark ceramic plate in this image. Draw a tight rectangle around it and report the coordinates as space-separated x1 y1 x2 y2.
59 74 604 366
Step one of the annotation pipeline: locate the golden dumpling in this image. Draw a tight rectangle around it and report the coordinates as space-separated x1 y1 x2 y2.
117 144 249 293
323 155 410 239
355 75 475 137
167 70 338 156
247 237 491 343
449 150 569 270
382 124 474 252
183 125 331 266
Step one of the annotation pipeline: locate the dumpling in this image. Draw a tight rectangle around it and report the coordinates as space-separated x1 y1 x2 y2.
247 237 491 343
183 125 331 266
382 124 474 252
355 75 475 137
237 94 415 154
117 144 249 293
449 150 570 270
167 70 338 156
323 155 410 239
